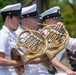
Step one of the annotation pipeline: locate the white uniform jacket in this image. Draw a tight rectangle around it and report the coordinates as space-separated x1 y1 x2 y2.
56 37 76 61
0 25 18 75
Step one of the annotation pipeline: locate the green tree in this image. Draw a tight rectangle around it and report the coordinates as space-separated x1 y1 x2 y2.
0 0 76 37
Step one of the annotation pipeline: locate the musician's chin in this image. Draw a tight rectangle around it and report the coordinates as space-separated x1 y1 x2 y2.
13 29 17 31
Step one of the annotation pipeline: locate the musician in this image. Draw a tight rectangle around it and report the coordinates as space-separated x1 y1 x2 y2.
0 3 24 75
15 4 52 75
40 6 76 75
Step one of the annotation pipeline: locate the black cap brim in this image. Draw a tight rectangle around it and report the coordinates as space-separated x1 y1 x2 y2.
33 14 41 18
57 14 63 19
59 16 63 19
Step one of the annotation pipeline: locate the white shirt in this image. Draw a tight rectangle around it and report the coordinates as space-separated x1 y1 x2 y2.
55 72 67 75
15 26 52 75
0 25 18 75
43 29 76 74
55 37 76 61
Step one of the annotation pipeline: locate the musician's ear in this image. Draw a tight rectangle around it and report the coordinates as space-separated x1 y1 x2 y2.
45 19 50 24
24 18 27 21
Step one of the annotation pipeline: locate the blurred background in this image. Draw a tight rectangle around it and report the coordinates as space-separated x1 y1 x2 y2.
0 0 76 70
0 0 76 37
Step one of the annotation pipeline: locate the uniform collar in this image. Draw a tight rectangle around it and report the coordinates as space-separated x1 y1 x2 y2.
2 25 11 34
2 25 16 40
18 25 24 31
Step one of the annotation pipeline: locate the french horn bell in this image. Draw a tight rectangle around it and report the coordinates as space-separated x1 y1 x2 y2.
11 29 48 75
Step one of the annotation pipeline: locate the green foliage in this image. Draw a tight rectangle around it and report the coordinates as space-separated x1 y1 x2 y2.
22 0 31 6
0 15 3 29
0 0 12 9
0 0 12 29
0 0 76 37
59 2 76 37
48 0 76 37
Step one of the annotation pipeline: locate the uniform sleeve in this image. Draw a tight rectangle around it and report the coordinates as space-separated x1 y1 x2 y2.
55 49 66 61
0 34 7 53
55 37 76 60
66 37 76 52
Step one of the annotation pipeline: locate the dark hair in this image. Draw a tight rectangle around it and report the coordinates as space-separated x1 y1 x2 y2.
1 14 13 22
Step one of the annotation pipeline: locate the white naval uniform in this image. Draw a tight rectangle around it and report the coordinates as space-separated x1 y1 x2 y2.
55 72 67 75
55 37 76 75
55 37 76 61
15 26 53 75
0 25 18 75
44 29 76 75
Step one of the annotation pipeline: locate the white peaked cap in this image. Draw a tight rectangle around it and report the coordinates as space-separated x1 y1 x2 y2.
22 4 41 18
22 4 36 15
0 3 23 18
0 3 21 13
40 6 62 20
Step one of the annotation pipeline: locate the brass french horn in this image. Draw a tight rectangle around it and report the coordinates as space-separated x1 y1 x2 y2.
11 29 48 75
37 23 69 71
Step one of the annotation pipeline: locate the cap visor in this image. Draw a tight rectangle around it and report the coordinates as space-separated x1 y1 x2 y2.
59 16 63 19
33 14 41 18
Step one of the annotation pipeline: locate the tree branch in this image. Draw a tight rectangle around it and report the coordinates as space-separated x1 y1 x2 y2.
67 0 75 11
67 0 76 17
23 0 35 7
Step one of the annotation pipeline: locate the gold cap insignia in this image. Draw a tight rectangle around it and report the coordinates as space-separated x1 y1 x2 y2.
27 15 29 17
47 16 49 18
9 12 11 14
